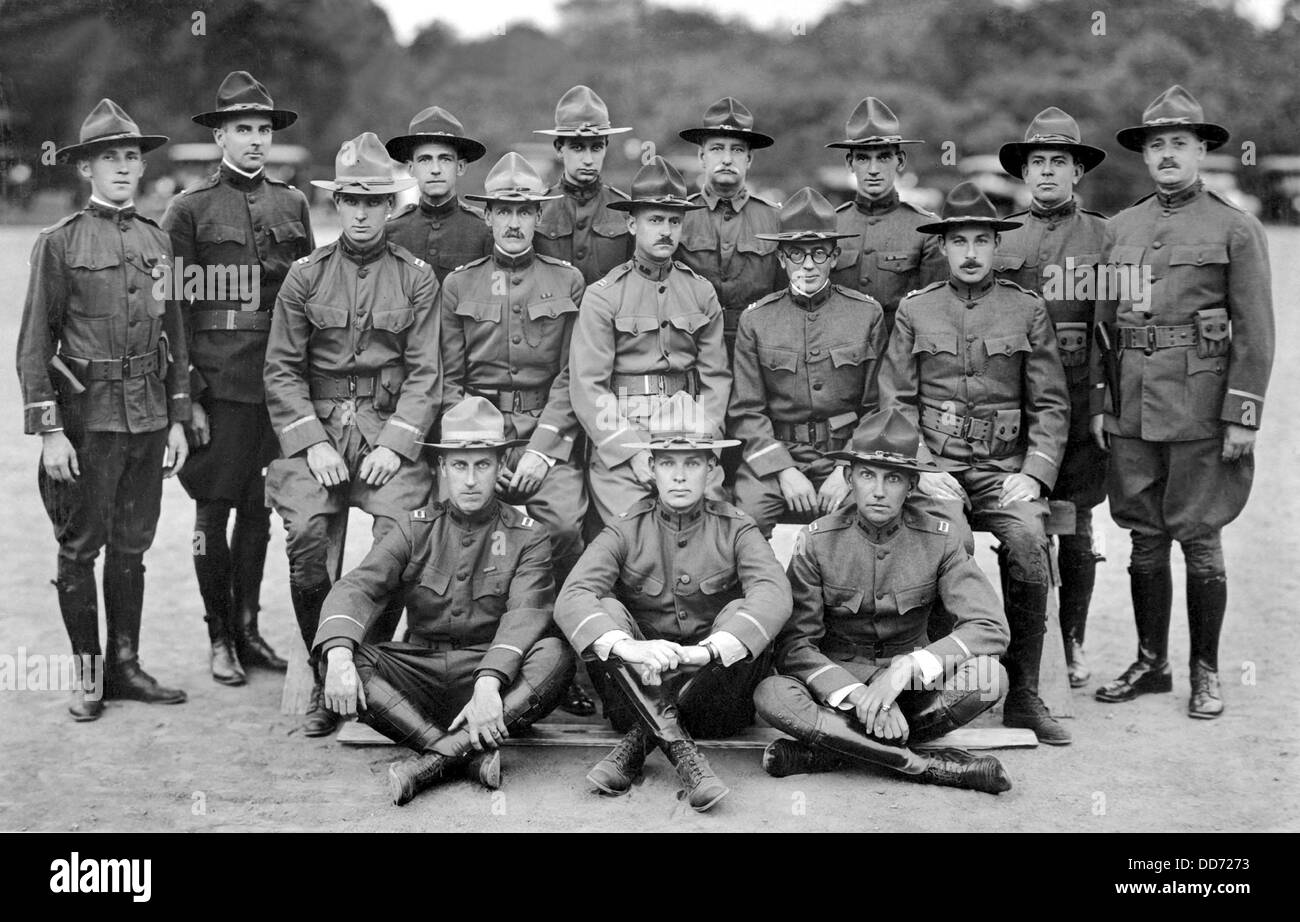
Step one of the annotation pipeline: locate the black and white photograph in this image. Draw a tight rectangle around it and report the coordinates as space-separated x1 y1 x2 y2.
0 0 1293 876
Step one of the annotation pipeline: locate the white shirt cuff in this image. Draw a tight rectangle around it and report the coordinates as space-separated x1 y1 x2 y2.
591 629 632 661
524 448 557 468
704 631 747 667
827 682 865 710
912 649 944 685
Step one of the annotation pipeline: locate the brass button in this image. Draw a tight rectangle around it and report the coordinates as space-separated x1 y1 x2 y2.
678 574 691 584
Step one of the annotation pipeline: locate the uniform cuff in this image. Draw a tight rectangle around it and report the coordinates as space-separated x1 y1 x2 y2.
745 441 796 480
591 629 633 661
807 662 864 702
1021 451 1059 490
377 418 424 461
313 611 368 652
24 401 62 434
703 631 748 666
1222 389 1264 429
569 611 624 654
476 645 524 685
280 414 329 457
527 424 574 461
827 682 865 709
169 393 193 425
911 649 945 685
1089 381 1108 416
714 609 774 655
524 448 557 469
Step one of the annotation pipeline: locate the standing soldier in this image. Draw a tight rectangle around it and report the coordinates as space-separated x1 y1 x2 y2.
1092 86 1274 719
878 181 1072 745
440 151 594 717
826 97 946 330
675 97 783 355
569 156 731 526
17 99 191 720
385 106 492 282
729 187 886 537
164 71 314 687
264 133 441 738
994 108 1108 688
533 85 634 286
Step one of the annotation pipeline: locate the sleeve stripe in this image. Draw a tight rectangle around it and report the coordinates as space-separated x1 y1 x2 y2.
597 426 632 447
23 401 56 410
570 612 605 640
390 419 422 434
1030 450 1057 465
734 610 771 643
1228 388 1264 402
807 664 836 682
744 443 781 463
953 636 971 658
489 643 524 656
537 423 559 433
319 613 366 630
281 415 317 435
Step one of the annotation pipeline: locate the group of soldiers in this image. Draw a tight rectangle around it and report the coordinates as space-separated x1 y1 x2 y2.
17 71 1273 812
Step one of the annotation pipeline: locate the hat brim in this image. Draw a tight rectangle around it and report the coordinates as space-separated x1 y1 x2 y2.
625 438 741 451
386 134 487 164
417 437 528 450
998 141 1107 176
534 126 633 137
755 231 859 243
678 127 775 150
822 449 939 471
192 108 298 131
1116 122 1229 152
825 137 924 151
607 197 705 213
56 133 168 162
463 190 563 204
914 216 1022 235
311 177 418 194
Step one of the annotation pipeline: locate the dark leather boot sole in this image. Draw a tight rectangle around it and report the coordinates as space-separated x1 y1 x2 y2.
587 763 637 795
467 749 501 790
1095 669 1173 703
1002 712 1074 745
686 784 730 813
302 712 340 737
69 701 104 722
103 683 187 705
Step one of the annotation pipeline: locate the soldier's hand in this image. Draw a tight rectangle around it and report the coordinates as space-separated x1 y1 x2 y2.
323 648 366 716
1089 414 1109 451
1222 423 1257 463
449 676 507 751
610 638 686 686
998 472 1041 507
918 471 962 502
163 422 189 479
628 450 654 486
358 446 401 486
187 403 211 448
851 659 914 743
778 467 818 516
508 451 552 497
41 431 80 482
817 466 852 514
306 442 350 487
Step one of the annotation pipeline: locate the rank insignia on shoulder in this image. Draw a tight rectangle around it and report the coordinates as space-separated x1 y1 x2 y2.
411 508 427 520
296 255 311 264
808 522 819 533
520 516 534 527
937 520 949 533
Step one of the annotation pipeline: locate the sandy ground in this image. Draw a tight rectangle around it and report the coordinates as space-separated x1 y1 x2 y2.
0 223 1296 833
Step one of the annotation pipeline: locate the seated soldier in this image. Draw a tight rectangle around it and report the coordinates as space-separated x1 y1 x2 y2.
754 409 1013 794
554 394 792 813
314 397 576 806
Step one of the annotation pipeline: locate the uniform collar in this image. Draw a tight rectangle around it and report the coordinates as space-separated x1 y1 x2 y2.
419 194 460 219
789 281 833 309
854 188 900 216
87 196 136 219
1030 196 1077 220
633 252 673 281
702 183 750 212
856 512 903 543
561 174 601 204
1155 178 1204 210
493 246 534 270
220 159 265 191
947 275 994 302
448 498 500 528
655 499 705 530
338 232 388 266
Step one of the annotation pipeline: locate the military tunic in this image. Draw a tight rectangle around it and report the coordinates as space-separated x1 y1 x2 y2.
570 256 732 524
675 186 783 351
534 179 632 286
830 191 947 324
386 196 492 283
439 247 588 569
728 282 887 534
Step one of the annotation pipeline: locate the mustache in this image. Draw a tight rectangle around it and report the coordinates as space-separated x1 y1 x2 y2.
960 260 982 269
1159 160 1178 168
655 237 674 246
504 229 524 237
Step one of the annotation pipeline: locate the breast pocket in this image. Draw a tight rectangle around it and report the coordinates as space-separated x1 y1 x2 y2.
370 306 416 349
1054 321 1089 369
758 345 798 376
828 342 870 401
894 583 936 615
619 568 665 600
195 221 249 263
304 301 350 331
1105 245 1146 312
454 300 503 325
979 333 1031 377
66 247 124 318
698 569 739 600
524 296 579 350
613 314 657 338
1168 243 1229 300
912 331 959 375
877 251 919 275
824 583 865 617
472 569 514 602
667 312 709 353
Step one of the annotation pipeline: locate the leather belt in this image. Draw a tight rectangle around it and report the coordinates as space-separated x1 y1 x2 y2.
611 371 697 397
1118 323 1196 351
310 374 377 399
191 309 272 332
70 351 160 381
920 404 994 442
406 635 481 652
773 412 858 448
471 386 549 413
822 637 915 661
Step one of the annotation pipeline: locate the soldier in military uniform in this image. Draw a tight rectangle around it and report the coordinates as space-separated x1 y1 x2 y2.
1091 87 1274 719
385 106 493 282
994 108 1109 688
729 187 886 537
675 97 783 355
17 99 191 720
879 182 1071 744
315 397 575 806
532 85 633 285
754 410 1011 794
163 72 314 686
555 395 792 813
826 97 946 331
264 133 441 737
570 156 731 526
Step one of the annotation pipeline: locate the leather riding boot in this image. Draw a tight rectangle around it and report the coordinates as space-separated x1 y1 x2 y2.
359 674 446 750
290 582 338 737
587 724 650 795
195 547 245 687
1001 579 1071 745
1057 543 1097 688
388 751 459 806
68 653 105 722
230 508 286 672
55 561 104 721
464 749 501 790
661 739 730 812
1096 567 1173 703
915 748 1013 794
761 738 846 778
1186 575 1227 719
102 553 186 704
602 662 691 744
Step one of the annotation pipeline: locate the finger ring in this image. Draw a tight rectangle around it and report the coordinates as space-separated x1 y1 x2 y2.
881 704 892 711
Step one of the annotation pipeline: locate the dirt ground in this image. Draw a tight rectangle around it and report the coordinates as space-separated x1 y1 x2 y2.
0 222 1296 833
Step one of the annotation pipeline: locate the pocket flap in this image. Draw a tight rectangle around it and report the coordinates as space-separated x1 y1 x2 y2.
758 346 798 373
736 236 778 256
419 567 451 595
1055 322 1088 353
1196 310 1230 342
877 251 919 273
679 231 715 253
984 333 1031 357
472 569 513 599
1170 244 1229 267
269 219 307 243
824 584 865 613
993 409 1022 441
993 252 1027 272
196 222 247 245
304 302 349 329
699 570 739 595
66 248 122 270
1108 245 1145 265
621 568 664 597
613 314 656 335
913 332 958 356
894 583 936 613
668 312 707 334
1187 351 1226 376
591 217 629 239
526 296 579 321
371 306 415 333
829 343 867 368
454 299 502 323
537 208 572 238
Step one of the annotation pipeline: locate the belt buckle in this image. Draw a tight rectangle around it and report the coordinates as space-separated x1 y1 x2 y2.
122 354 133 378
959 415 975 439
655 375 669 396
1142 325 1158 354
347 375 358 397
225 312 237 331
511 390 524 412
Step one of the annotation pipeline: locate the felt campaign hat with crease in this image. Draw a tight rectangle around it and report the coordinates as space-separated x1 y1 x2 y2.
914 181 1022 235
755 186 859 243
606 156 704 212
825 97 924 150
463 152 563 204
192 71 297 130
418 396 527 450
56 98 168 162
385 105 487 163
999 107 1107 176
1115 85 1229 152
678 97 774 149
534 85 632 137
824 409 939 471
625 393 740 451
310 132 416 194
